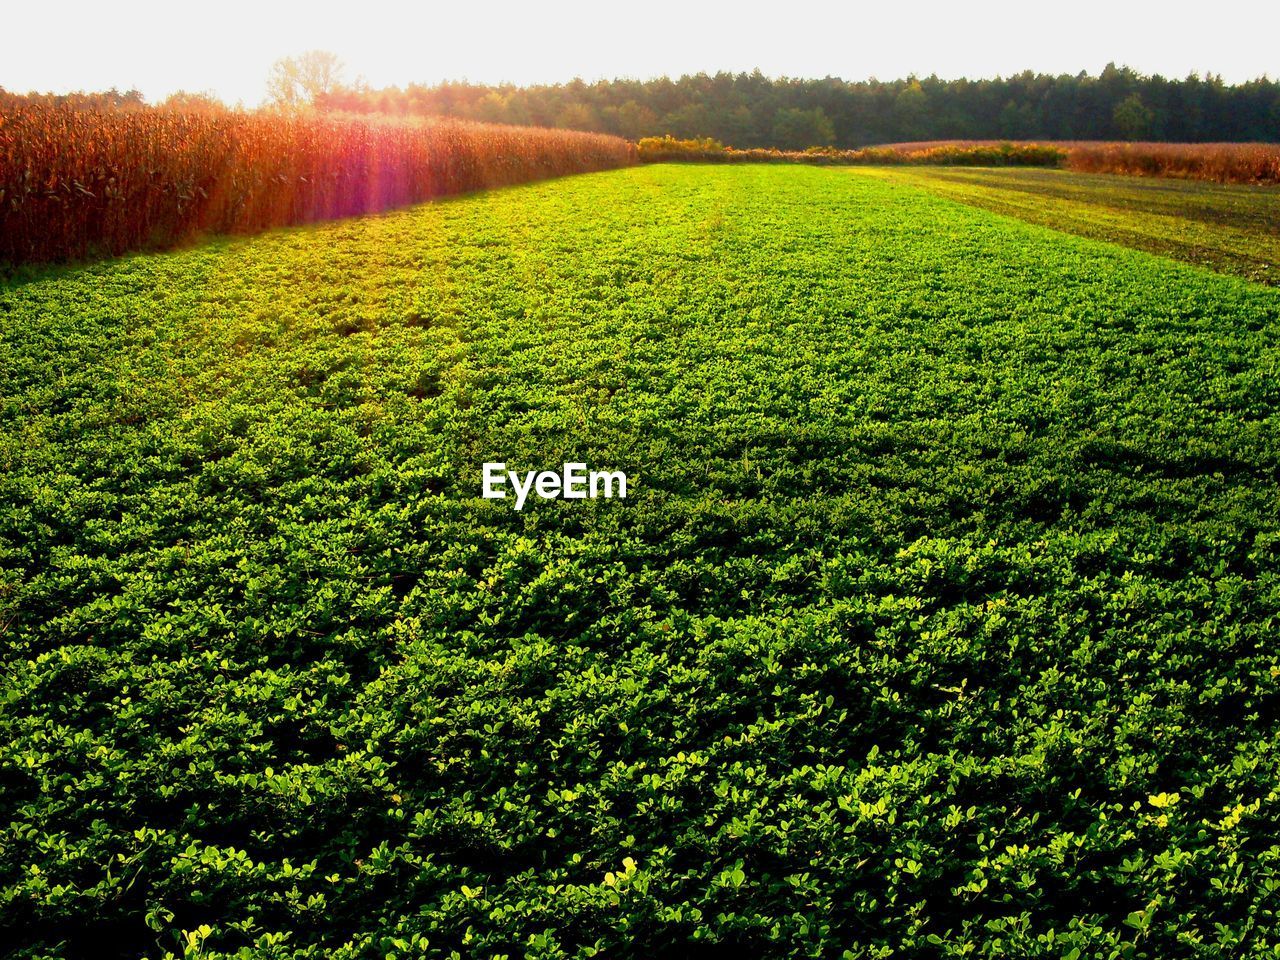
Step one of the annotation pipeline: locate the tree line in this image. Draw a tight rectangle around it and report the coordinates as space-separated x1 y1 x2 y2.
6 61 1277 149
317 65 1280 148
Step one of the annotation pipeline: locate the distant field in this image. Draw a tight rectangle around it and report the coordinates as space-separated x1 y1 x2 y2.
3 165 1280 958
638 137 1280 186
864 166 1280 285
872 140 1280 184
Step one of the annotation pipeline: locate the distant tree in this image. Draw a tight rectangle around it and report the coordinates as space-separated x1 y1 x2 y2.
0 87 147 111
1113 93 1154 140
117 88 147 109
555 102 599 131
472 91 510 124
772 107 835 149
613 100 660 140
998 100 1035 138
892 80 929 140
267 50 345 110
162 90 226 113
717 104 759 146
665 103 717 140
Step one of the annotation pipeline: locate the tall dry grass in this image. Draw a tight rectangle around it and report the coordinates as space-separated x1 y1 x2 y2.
876 140 1280 184
642 136 1280 185
0 103 636 265
1064 142 1280 184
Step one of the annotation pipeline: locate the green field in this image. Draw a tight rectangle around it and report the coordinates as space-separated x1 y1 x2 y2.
867 167 1280 286
3 164 1280 958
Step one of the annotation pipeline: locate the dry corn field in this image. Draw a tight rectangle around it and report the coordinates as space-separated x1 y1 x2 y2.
879 140 1280 184
0 103 636 265
1065 141 1280 183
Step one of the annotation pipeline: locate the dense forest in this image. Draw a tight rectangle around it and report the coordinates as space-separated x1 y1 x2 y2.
318 65 1280 148
6 65 1277 150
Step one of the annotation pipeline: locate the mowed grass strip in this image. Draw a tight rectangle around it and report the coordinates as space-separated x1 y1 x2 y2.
2 165 1280 958
863 165 1280 285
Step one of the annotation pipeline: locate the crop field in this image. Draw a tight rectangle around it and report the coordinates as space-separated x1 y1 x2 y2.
0 102 635 266
3 164 1280 958
866 167 1280 286
872 142 1280 185
635 138 1280 187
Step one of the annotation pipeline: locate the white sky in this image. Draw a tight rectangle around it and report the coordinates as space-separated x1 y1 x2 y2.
4 0 1276 106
